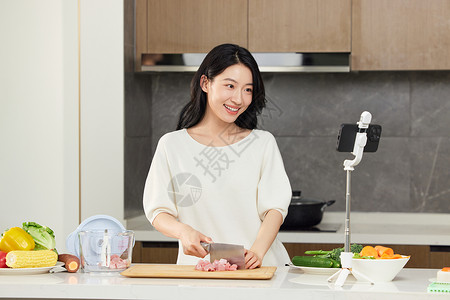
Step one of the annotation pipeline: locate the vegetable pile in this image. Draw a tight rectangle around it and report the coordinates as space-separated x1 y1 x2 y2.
354 245 405 259
0 221 60 269
292 244 408 268
0 221 81 271
0 222 57 255
292 244 363 268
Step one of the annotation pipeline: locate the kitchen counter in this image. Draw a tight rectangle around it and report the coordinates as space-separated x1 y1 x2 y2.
0 266 447 299
127 212 450 245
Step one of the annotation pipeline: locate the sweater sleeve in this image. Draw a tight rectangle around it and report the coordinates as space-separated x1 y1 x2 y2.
143 135 178 225
257 133 292 221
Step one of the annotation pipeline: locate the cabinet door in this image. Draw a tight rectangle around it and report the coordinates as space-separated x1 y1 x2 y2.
137 242 178 264
352 0 450 70
429 246 450 269
248 0 351 52
143 0 247 53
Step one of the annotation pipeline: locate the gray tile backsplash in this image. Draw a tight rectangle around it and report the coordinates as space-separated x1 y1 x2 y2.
125 71 450 218
410 73 450 137
125 136 153 218
124 73 153 137
150 73 192 150
260 72 410 137
410 137 450 212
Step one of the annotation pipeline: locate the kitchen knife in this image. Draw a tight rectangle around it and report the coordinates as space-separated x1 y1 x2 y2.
201 242 245 269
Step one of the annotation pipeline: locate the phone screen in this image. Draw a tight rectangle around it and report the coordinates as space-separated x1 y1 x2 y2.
336 124 382 152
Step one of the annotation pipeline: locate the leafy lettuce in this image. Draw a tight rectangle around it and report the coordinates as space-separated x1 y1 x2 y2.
22 222 57 253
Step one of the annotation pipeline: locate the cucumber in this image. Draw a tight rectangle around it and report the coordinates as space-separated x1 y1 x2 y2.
291 256 334 268
304 250 329 255
330 259 341 268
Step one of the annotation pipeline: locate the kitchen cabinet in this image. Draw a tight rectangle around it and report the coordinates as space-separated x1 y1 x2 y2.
135 0 247 70
135 0 351 70
429 246 450 269
352 0 450 70
133 241 178 264
248 0 351 52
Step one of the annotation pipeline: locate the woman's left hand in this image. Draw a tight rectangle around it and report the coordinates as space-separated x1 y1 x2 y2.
244 249 262 269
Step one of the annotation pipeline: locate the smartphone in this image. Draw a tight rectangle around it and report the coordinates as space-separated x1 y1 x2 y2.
336 123 382 152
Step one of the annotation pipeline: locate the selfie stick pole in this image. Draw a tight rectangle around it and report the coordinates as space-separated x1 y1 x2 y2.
327 111 375 286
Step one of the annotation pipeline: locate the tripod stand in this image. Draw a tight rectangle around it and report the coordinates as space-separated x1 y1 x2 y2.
327 111 375 286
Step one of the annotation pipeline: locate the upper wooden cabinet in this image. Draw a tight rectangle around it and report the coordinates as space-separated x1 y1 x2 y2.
135 0 351 69
248 0 351 52
352 0 450 71
137 0 247 55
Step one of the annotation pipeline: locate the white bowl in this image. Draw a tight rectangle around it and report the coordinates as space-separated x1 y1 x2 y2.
351 256 410 283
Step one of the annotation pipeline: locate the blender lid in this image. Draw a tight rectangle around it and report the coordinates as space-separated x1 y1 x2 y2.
66 215 126 257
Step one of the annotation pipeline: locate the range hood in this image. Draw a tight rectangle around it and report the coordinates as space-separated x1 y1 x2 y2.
140 53 350 73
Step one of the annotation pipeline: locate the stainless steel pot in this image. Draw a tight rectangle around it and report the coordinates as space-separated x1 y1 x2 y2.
280 191 335 230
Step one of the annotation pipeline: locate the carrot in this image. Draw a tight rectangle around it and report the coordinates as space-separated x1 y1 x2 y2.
58 254 80 273
375 245 394 258
441 267 450 272
391 254 403 259
360 246 379 258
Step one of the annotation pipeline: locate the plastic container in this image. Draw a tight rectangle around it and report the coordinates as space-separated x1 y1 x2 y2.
78 230 134 272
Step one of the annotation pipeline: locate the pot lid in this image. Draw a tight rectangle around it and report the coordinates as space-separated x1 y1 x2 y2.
66 215 126 257
290 199 325 205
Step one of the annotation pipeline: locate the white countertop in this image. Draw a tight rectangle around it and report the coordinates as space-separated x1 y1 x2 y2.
127 212 450 245
0 266 447 299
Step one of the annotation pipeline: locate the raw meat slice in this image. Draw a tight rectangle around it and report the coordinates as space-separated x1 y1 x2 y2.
195 259 238 271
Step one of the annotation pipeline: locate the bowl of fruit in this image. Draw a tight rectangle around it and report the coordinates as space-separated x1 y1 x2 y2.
351 245 410 283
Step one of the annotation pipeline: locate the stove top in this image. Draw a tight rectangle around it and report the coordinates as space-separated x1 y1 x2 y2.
280 223 341 233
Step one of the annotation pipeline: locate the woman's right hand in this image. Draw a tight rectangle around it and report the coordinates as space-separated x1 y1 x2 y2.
152 213 212 258
179 225 212 258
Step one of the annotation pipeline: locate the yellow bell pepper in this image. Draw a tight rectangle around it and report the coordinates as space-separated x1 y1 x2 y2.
0 227 35 252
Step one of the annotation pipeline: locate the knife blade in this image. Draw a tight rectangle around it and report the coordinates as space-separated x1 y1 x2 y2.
201 242 245 269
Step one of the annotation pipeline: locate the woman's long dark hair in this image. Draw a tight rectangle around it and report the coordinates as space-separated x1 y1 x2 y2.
176 44 266 130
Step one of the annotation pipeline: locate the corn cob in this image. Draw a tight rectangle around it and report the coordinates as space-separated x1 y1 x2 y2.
6 250 57 268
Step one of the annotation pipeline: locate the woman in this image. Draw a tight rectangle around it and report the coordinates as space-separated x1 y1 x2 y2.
143 44 291 269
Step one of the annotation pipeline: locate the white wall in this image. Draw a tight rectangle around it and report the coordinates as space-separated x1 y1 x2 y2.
0 0 79 252
80 0 124 224
0 0 124 252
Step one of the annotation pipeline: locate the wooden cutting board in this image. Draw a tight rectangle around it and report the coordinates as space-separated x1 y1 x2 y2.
120 264 277 280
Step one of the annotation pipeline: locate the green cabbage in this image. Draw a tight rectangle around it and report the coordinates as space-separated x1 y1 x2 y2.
22 222 57 253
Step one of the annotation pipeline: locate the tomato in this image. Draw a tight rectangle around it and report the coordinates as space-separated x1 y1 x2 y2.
0 251 8 268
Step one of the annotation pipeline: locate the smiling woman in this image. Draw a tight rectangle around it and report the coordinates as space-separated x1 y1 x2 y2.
143 44 292 270
177 44 266 131
200 64 253 123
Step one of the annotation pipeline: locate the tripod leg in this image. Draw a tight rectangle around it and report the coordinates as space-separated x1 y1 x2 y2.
327 269 342 282
351 269 375 285
334 268 350 287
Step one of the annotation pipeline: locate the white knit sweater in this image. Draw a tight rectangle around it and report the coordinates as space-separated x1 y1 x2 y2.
143 128 292 267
